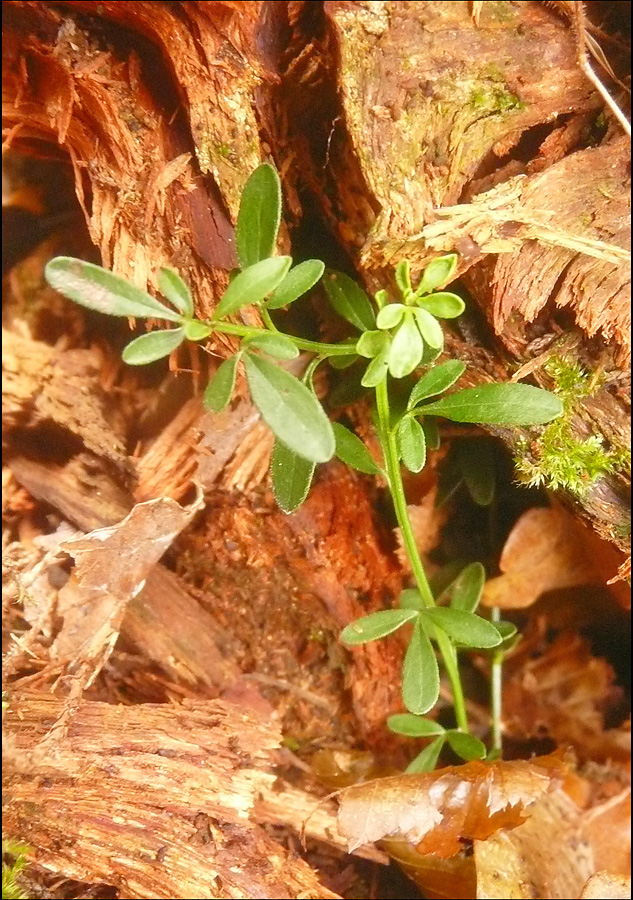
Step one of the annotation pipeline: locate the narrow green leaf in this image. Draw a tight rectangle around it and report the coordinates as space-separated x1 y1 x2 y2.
246 332 300 359
361 341 390 387
412 307 444 349
418 292 465 319
45 257 182 321
423 608 502 648
324 271 376 331
340 609 418 645
446 730 487 761
183 319 213 341
423 418 440 450
121 328 185 365
419 383 564 425
494 621 519 644
402 620 440 714
374 289 388 310
157 267 194 317
214 257 292 320
267 259 325 309
405 736 445 772
408 360 466 408
395 259 412 296
235 163 282 268
329 354 358 370
415 254 458 296
389 314 424 379
376 304 405 330
455 438 496 506
332 423 383 475
387 714 445 737
244 353 335 463
356 330 388 359
271 440 315 513
396 416 427 473
203 355 239 412
444 562 486 613
399 588 424 611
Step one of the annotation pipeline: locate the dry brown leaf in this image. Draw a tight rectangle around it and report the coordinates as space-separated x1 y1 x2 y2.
581 872 632 899
337 754 565 857
51 489 204 682
482 506 600 609
503 633 627 762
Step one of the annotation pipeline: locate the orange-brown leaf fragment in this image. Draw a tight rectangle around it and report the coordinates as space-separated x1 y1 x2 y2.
337 754 565 858
481 506 600 609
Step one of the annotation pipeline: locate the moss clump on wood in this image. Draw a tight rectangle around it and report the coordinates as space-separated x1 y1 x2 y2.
515 357 631 496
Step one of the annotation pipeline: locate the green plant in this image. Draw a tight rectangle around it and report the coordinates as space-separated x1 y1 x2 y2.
2 837 30 900
44 163 563 768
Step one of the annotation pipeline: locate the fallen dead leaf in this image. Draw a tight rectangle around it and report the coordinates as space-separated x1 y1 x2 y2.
337 753 565 857
503 632 627 762
51 488 204 684
581 872 632 899
482 505 602 610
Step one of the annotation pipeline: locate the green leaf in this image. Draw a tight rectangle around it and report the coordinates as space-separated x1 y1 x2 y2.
402 620 440 715
399 588 424 611
235 163 282 268
271 440 315 513
405 736 445 772
396 416 427 473
267 259 325 309
324 271 376 331
423 608 502 648
356 330 388 359
121 328 185 365
408 360 466 408
418 292 465 318
494 620 519 644
423 418 441 450
446 730 487 761
329 354 358 370
376 304 405 330
387 714 445 737
374 289 388 310
412 307 444 349
444 562 486 613
361 340 390 387
389 314 424 378
214 256 292 320
45 257 182 321
455 438 496 506
332 423 383 475
183 319 213 341
419 383 564 425
415 254 458 296
340 609 418 645
244 353 335 463
395 259 412 296
246 332 300 359
203 355 239 412
157 267 194 317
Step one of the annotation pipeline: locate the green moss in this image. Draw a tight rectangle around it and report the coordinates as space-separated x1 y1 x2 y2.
514 356 630 496
470 83 524 113
2 837 30 900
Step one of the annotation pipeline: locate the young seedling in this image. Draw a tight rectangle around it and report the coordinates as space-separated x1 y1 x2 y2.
44 163 563 767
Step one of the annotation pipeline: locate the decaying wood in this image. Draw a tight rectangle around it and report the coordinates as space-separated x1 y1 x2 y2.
2 695 341 900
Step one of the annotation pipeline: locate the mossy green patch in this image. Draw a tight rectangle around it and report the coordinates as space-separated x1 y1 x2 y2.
2 837 30 900
514 356 630 496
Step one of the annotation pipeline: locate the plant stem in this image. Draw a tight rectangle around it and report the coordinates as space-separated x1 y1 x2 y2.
489 606 504 755
211 320 356 357
261 309 279 332
375 377 469 732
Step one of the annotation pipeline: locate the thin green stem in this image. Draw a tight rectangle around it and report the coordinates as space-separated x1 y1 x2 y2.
211 320 356 357
489 606 503 755
375 377 469 732
261 309 279 332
